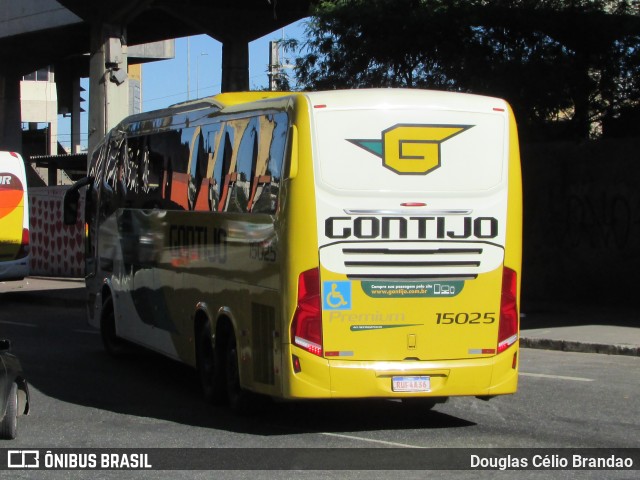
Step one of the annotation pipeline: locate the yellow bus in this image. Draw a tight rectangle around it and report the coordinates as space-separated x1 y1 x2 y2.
0 151 30 281
64 89 522 412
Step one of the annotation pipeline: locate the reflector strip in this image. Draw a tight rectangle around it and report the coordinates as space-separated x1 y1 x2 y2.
468 348 497 355
294 336 322 356
498 333 518 351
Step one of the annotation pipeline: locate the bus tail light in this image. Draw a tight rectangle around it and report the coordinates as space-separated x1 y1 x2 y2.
291 268 323 357
16 228 30 259
497 266 518 353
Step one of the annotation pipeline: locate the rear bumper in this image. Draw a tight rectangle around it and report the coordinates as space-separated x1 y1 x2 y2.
282 343 519 399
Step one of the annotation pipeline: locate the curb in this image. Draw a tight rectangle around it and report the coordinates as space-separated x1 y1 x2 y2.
521 338 640 357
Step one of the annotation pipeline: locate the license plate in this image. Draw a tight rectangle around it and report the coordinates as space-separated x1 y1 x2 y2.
392 376 431 392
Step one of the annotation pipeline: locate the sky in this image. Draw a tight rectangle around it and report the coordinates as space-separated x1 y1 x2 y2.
56 19 306 152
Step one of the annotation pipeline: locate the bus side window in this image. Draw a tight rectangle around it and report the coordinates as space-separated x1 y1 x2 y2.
203 122 223 212
250 113 287 214
217 121 245 212
228 117 258 213
101 136 124 219
251 113 288 214
123 138 141 208
144 145 164 207
150 131 187 210
187 126 210 211
130 135 163 209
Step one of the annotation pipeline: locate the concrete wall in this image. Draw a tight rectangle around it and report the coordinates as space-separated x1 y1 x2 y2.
521 139 640 308
29 186 84 278
20 80 58 156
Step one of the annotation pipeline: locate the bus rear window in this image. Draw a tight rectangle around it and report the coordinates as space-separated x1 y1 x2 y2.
312 108 506 194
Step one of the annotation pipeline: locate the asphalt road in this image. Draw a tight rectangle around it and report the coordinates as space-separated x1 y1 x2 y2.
0 279 638 479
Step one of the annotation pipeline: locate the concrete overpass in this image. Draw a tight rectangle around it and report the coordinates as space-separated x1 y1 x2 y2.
0 0 313 155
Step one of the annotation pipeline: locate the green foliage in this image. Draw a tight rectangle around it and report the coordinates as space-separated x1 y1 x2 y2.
290 0 640 139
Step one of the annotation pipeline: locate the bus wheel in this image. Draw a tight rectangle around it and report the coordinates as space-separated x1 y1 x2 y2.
0 382 18 439
196 322 225 404
225 331 257 414
100 297 130 357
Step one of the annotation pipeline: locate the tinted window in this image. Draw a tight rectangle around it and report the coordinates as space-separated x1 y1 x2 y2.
147 130 187 210
251 112 288 214
227 117 258 213
202 122 223 211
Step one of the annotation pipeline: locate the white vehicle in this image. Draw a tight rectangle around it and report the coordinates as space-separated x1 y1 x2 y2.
0 151 30 281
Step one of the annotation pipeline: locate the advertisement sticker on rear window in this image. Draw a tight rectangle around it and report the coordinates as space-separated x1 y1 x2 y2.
361 281 464 298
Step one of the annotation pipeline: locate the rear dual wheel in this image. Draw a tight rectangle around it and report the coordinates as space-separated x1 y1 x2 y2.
196 322 225 404
100 297 131 357
225 330 256 414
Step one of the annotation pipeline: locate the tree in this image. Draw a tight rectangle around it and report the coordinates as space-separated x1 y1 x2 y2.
290 0 640 139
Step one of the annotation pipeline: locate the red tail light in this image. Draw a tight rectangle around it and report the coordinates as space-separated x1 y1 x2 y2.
16 228 30 259
498 266 518 353
291 268 323 356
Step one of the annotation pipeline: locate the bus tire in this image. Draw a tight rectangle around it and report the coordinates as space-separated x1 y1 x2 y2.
0 382 18 439
225 330 259 415
101 297 130 357
196 322 225 404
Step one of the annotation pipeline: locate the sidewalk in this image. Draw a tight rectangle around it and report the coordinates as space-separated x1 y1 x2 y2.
0 276 85 308
2 277 639 357
520 302 640 357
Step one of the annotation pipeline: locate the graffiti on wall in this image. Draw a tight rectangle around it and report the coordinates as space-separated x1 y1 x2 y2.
522 139 640 304
557 192 640 250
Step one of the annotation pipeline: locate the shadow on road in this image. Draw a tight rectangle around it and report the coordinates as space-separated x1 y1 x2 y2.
1 286 476 437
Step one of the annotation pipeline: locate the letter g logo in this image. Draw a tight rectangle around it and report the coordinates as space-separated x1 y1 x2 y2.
349 124 472 175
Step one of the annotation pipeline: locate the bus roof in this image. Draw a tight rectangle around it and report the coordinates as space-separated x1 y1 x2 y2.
302 88 508 113
111 89 508 141
212 91 294 107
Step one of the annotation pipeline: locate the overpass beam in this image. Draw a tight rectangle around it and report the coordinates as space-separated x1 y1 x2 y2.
221 40 249 93
88 23 129 156
0 73 22 152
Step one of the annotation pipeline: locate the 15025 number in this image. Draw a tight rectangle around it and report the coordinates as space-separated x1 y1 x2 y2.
436 312 496 324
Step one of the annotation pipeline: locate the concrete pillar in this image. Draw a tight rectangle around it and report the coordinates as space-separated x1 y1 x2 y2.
88 23 129 157
0 73 22 152
71 77 82 154
47 69 57 157
221 40 249 93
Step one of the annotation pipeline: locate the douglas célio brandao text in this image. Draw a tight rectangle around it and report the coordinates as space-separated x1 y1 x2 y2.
470 453 634 470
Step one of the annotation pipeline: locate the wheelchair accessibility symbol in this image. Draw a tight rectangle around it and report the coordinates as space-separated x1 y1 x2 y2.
323 281 352 310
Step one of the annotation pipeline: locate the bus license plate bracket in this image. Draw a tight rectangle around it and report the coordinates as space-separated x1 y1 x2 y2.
392 376 431 392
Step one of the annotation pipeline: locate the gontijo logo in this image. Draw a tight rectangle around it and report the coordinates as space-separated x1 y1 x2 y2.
348 124 473 175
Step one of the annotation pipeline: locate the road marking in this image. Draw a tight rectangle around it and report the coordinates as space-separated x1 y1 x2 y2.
520 372 593 382
320 432 422 448
0 320 37 328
